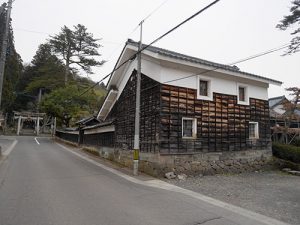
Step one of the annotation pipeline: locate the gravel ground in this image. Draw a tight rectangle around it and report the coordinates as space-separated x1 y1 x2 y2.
167 171 300 225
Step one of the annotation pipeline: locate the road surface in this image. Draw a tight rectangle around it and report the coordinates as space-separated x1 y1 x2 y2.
0 136 287 225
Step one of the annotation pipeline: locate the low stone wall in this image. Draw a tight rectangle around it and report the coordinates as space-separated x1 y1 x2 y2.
96 145 273 177
55 136 273 177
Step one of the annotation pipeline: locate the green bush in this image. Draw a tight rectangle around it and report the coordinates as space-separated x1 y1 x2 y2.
291 138 300 147
272 143 300 164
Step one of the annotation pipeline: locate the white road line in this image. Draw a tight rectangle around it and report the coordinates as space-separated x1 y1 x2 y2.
56 142 289 225
2 139 18 156
34 137 40 145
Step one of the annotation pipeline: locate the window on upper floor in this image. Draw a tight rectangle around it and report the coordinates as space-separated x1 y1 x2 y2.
200 80 209 96
197 76 212 100
237 84 248 104
239 86 245 102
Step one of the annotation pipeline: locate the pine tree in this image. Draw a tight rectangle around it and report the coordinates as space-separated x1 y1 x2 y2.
49 24 105 85
277 0 300 54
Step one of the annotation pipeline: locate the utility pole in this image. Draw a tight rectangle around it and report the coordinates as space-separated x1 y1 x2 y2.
0 0 12 109
133 20 143 176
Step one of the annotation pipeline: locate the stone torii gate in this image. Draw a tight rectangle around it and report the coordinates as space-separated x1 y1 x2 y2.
14 112 46 136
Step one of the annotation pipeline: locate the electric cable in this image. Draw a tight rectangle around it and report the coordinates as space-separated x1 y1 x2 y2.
76 0 221 98
140 43 289 93
105 0 169 61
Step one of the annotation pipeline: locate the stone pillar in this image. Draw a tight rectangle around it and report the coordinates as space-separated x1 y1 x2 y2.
17 116 21 135
36 117 40 136
53 117 56 136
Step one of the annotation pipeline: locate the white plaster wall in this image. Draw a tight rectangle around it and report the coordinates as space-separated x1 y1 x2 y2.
141 58 269 101
115 60 137 100
113 57 269 103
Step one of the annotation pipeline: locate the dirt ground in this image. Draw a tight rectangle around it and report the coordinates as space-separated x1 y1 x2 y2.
167 170 300 225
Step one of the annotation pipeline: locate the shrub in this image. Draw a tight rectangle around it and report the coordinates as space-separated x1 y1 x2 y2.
291 138 300 147
272 143 300 164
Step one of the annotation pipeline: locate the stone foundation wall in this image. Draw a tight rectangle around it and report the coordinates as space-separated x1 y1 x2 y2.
97 145 273 177
56 136 273 177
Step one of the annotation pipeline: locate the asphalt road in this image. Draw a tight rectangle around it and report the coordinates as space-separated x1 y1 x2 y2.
0 136 287 225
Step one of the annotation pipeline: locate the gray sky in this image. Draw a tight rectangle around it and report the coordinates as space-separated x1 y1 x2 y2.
7 0 300 98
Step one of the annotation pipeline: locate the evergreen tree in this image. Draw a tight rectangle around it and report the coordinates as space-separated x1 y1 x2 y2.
277 0 300 54
14 44 65 111
0 4 23 113
49 24 105 85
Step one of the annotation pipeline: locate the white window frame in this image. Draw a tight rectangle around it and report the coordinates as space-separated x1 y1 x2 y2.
182 117 197 139
237 83 249 105
249 122 259 139
197 75 213 101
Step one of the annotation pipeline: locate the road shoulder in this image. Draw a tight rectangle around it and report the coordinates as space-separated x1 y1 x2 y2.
55 139 289 225
0 137 18 163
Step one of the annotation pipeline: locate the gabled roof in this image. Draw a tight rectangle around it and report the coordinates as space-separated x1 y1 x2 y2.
99 39 283 120
75 116 100 126
126 39 282 86
268 96 287 108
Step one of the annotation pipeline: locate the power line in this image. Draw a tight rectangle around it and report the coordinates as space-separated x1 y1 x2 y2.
105 0 169 61
140 43 289 93
227 43 290 65
76 0 221 98
143 0 169 22
14 28 51 35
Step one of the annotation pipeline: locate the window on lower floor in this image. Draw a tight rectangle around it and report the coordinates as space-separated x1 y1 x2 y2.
182 118 197 138
249 122 259 139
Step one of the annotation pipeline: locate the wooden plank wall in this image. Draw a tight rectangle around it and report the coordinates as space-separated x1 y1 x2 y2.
106 71 160 152
83 132 115 147
160 84 270 154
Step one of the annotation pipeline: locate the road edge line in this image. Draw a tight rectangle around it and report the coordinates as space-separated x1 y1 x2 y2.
2 139 18 156
56 142 289 225
34 137 40 145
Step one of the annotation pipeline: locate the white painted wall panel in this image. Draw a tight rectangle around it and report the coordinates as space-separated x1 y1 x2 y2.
141 58 269 101
113 57 269 103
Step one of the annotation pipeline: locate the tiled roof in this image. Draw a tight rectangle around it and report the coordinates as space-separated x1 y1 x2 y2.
268 96 286 108
127 39 282 85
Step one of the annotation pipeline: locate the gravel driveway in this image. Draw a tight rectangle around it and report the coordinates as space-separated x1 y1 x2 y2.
167 171 300 225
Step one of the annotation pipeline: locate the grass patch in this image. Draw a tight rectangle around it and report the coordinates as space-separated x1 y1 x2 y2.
82 146 100 156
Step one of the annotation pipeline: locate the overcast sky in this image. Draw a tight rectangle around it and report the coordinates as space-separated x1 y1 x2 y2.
7 0 300 98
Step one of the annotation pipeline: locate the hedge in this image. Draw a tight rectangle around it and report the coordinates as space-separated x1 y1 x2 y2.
272 143 300 164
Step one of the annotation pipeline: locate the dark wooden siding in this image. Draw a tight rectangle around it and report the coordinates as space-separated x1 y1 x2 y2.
160 84 270 154
106 71 160 152
82 132 115 147
56 130 79 143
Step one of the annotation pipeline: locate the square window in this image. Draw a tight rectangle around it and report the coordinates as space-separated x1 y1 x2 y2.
200 80 209 96
182 118 197 138
197 76 212 101
239 87 245 102
249 122 259 139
